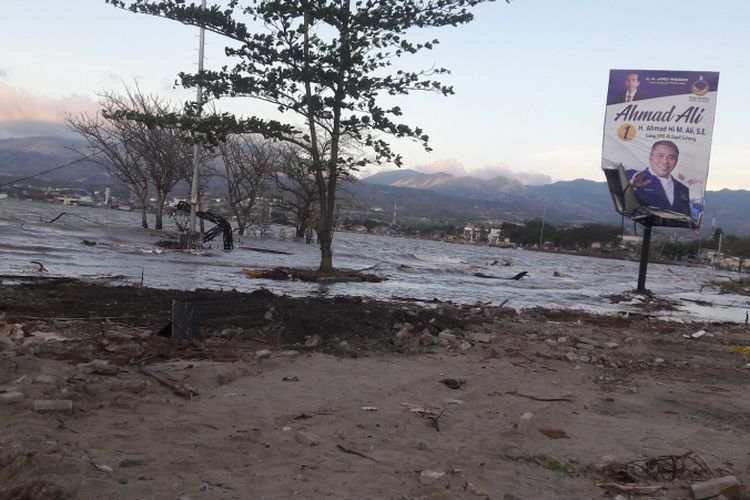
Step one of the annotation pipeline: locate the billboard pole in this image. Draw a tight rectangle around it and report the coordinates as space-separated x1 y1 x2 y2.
636 223 652 293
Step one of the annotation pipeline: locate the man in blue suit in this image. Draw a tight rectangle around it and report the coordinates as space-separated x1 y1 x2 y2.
626 140 691 216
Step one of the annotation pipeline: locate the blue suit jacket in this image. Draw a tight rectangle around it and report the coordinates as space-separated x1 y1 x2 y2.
626 168 691 216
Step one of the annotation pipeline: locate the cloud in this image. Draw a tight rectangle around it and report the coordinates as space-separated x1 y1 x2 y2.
467 163 554 185
413 158 467 176
103 70 121 81
0 83 99 136
0 67 7 78
513 146 602 183
411 158 554 185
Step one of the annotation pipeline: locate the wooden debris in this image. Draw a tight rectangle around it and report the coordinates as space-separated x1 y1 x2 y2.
504 390 573 402
401 402 442 417
537 427 569 439
33 400 73 414
597 482 663 495
336 444 380 463
691 475 742 499
139 366 197 400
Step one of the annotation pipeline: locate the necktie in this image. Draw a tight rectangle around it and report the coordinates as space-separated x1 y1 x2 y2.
626 94 632 102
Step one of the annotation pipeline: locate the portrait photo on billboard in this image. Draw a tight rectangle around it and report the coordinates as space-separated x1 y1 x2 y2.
601 69 719 228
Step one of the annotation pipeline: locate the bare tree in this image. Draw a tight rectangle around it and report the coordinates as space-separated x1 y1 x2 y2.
219 134 278 235
67 101 150 228
69 85 204 230
110 0 495 272
273 148 318 242
114 88 195 230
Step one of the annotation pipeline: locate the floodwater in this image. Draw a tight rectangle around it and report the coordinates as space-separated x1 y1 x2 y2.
1 198 748 323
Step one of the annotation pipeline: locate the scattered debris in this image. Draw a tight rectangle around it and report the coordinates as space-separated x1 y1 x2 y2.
503 390 573 402
294 431 321 447
282 376 299 382
172 201 233 250
90 460 114 473
537 427 569 439
242 267 384 283
0 391 25 404
596 482 663 495
439 378 464 390
401 402 445 431
687 329 707 339
139 366 197 400
517 412 534 433
419 470 446 485
607 451 717 483
33 399 73 414
254 349 273 361
336 444 380 463
464 480 489 496
691 475 742 499
304 334 321 347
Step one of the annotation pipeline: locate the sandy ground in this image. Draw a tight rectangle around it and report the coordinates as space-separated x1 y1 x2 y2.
1 280 749 499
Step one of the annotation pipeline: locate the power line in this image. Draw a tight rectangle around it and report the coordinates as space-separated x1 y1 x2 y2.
0 150 102 188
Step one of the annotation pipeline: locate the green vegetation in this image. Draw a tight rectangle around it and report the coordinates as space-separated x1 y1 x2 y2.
108 0 497 272
501 221 621 250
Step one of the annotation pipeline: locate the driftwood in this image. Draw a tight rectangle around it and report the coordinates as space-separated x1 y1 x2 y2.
336 444 380 463
243 247 293 255
139 366 197 400
14 315 136 321
473 271 528 280
504 390 573 402
596 483 663 495
41 212 98 225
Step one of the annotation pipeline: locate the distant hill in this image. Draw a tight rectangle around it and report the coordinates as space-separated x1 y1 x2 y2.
3 137 748 236
0 136 111 186
365 168 527 201
363 170 750 235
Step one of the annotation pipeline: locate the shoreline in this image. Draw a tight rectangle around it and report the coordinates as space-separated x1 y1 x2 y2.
1 279 749 498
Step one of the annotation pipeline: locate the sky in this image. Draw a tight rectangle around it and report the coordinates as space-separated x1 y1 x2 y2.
1 0 748 189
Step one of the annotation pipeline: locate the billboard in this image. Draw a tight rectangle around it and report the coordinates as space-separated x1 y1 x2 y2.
602 69 719 228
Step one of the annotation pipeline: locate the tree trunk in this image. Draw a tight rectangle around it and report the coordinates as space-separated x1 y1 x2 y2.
318 226 333 273
296 226 305 239
138 194 149 229
317 209 334 273
155 190 167 230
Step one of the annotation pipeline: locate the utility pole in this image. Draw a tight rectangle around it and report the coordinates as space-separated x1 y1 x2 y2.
188 0 207 241
538 208 546 248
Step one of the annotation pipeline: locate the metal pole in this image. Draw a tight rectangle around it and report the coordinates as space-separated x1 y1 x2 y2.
636 223 652 293
539 208 546 248
188 0 207 239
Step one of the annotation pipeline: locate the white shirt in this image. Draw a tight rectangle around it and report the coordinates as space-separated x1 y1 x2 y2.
648 167 674 205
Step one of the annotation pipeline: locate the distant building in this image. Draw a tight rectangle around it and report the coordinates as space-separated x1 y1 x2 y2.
621 234 642 247
488 228 503 244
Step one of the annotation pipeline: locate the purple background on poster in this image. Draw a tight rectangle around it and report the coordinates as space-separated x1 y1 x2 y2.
606 69 719 106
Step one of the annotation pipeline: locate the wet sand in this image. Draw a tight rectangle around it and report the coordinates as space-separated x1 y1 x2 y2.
1 280 749 499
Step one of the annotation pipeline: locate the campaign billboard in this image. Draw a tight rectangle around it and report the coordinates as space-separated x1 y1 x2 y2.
602 69 719 228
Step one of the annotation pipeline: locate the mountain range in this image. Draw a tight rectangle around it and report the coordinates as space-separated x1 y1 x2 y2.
362 169 750 236
1 136 748 235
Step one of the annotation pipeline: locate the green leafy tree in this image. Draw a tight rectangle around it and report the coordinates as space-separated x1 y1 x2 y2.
106 0 498 272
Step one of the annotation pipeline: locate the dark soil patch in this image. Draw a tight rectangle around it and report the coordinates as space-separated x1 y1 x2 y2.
245 267 384 283
0 280 467 363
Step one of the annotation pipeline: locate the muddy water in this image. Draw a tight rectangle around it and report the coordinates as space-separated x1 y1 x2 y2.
1 198 747 323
